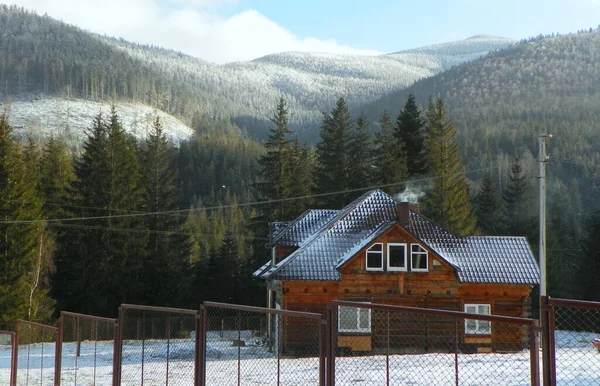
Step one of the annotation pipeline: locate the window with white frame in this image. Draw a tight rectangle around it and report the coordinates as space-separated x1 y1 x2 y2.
366 243 383 271
464 304 491 335
410 244 428 271
338 306 371 333
387 243 407 271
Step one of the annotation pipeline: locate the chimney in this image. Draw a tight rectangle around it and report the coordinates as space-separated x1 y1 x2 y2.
395 202 410 226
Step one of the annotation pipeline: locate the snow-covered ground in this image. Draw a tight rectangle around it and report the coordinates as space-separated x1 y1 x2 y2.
2 97 194 146
1 330 599 385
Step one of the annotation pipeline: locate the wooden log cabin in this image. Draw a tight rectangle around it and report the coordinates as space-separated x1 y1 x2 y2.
253 190 539 355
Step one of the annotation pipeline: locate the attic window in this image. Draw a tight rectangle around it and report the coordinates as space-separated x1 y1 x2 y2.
387 243 407 272
366 243 383 271
411 244 428 272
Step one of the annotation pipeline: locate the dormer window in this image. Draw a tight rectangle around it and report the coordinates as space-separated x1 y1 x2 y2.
411 244 428 271
387 243 407 271
365 243 383 271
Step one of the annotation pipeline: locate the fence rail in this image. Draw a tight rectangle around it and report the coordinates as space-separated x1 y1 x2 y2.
3 297 600 385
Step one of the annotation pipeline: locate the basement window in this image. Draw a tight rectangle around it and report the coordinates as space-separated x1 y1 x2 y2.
464 304 491 335
338 305 371 333
366 243 383 271
410 244 428 272
387 243 407 271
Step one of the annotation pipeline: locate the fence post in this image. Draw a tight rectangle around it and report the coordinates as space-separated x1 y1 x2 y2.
113 307 124 386
530 323 541 386
327 304 336 386
10 328 17 386
541 296 556 386
12 322 19 386
54 315 63 386
319 316 326 386
195 306 206 386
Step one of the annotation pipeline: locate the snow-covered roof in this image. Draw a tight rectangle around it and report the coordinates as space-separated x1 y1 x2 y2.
255 190 539 284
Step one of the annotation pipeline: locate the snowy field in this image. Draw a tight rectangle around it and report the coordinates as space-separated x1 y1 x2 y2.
1 331 599 385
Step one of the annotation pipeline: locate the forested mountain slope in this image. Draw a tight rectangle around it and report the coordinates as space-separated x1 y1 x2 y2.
0 5 513 140
365 29 600 297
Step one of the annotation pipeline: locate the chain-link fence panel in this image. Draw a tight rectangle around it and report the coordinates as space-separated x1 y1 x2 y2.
15 321 58 386
0 331 15 385
202 302 324 386
119 305 197 386
59 312 117 386
546 298 600 385
332 301 539 386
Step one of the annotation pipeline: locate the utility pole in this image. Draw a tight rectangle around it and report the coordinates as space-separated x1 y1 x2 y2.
538 134 551 298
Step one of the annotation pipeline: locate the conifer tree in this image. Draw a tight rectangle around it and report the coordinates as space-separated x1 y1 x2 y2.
396 94 427 177
475 173 502 235
287 137 316 216
141 117 184 306
207 230 239 303
40 137 75 219
257 97 294 220
348 113 373 192
373 110 408 195
0 115 45 321
61 108 147 316
501 157 536 240
423 97 477 236
316 97 353 208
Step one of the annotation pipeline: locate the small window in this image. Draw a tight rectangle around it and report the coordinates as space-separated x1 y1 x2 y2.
366 243 383 271
411 244 428 271
338 306 371 333
464 304 491 335
387 243 407 271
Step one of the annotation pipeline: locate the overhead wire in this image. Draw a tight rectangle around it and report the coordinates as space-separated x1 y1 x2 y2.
0 166 496 225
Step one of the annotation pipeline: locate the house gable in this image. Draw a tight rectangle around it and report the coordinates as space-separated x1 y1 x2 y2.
340 224 456 277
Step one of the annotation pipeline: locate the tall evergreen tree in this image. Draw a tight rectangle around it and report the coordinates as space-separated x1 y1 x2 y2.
0 115 45 321
475 173 502 235
396 94 427 177
373 110 408 195
140 117 184 306
40 137 75 219
501 157 536 240
60 108 147 316
257 98 294 220
207 230 239 303
316 97 354 208
348 113 373 192
287 137 316 217
423 97 477 236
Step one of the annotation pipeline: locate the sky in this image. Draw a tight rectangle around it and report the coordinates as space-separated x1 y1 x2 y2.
6 0 600 64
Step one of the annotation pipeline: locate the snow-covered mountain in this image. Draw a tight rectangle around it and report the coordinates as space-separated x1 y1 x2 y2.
3 98 194 146
104 35 514 134
0 6 515 140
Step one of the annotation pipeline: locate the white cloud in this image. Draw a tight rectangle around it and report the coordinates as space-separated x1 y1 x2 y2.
6 0 380 64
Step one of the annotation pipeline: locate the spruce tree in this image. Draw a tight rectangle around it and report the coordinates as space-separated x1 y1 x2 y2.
316 97 353 208
0 115 45 321
141 117 183 306
287 137 316 216
40 137 75 219
475 173 502 235
396 94 427 177
423 97 477 236
62 108 147 316
257 97 294 220
501 157 536 240
373 110 408 195
348 113 373 192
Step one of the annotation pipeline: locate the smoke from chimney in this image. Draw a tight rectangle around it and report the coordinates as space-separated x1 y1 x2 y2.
394 183 426 203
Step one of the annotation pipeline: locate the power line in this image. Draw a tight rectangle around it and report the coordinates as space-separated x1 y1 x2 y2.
0 166 495 225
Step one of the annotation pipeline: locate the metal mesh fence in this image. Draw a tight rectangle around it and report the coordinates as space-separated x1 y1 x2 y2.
58 312 117 386
332 301 539 386
545 298 600 385
0 331 15 385
15 321 58 386
118 305 197 386
202 302 324 386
